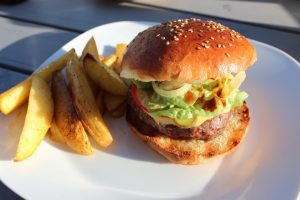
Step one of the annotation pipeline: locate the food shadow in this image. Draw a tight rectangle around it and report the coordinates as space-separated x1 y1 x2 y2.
90 115 168 163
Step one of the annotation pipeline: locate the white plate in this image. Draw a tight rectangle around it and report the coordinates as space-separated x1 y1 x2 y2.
1 21 300 200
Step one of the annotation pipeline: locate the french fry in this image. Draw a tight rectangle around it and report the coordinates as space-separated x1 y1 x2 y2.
104 93 126 112
0 49 75 115
103 54 117 67
113 43 127 74
15 76 54 161
52 71 93 155
48 120 65 144
83 54 128 96
66 56 113 147
99 54 105 61
96 90 105 115
111 102 126 118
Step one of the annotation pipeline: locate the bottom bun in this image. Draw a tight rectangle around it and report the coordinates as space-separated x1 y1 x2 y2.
127 103 250 165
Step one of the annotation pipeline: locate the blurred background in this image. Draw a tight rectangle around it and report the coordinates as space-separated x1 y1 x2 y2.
1 0 300 31
131 0 300 31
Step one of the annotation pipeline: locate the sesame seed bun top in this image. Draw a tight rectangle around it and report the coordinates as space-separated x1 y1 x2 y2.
120 18 257 82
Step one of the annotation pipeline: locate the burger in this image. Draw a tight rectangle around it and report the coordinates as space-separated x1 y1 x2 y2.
120 18 256 164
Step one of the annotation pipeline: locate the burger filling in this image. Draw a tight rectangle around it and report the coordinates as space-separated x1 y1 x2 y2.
131 71 248 128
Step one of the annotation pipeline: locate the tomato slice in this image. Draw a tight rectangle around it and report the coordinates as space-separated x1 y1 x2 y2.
131 84 148 112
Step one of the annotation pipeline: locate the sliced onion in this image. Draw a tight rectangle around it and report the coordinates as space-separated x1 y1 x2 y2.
152 82 191 98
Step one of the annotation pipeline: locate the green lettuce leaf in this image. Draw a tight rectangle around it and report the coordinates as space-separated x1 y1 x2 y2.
137 72 248 122
148 90 247 120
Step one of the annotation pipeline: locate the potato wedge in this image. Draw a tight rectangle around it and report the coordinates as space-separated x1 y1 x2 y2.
66 56 113 147
0 49 75 115
104 93 126 112
48 120 65 144
113 43 127 74
79 37 99 96
79 36 105 62
52 71 93 155
80 37 100 62
111 102 126 118
96 90 105 115
15 76 54 161
103 54 117 67
83 54 128 96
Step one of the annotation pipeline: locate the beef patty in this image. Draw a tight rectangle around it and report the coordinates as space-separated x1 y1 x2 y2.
127 88 232 141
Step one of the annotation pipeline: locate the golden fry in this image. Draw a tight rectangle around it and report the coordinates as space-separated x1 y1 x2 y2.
83 55 128 96
15 76 54 161
113 43 127 74
66 56 113 147
52 71 93 154
99 54 105 61
103 54 117 67
0 49 75 115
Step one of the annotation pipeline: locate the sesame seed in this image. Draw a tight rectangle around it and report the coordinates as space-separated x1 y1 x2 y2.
178 33 182 36
230 38 235 41
156 34 160 37
201 43 210 48
210 37 215 40
229 43 233 47
225 53 230 57
199 30 203 32
198 34 203 37
205 40 210 43
188 28 193 32
170 28 174 32
217 44 222 48
184 35 187 38
161 37 165 40
166 41 170 45
196 46 201 50
222 44 226 48
174 37 179 41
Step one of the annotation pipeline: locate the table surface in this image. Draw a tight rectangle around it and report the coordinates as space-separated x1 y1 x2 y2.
0 0 299 199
